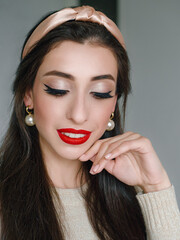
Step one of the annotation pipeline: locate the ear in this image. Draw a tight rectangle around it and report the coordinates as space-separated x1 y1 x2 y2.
24 89 34 109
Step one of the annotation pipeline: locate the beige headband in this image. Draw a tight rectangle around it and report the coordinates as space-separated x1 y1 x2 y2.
22 6 125 59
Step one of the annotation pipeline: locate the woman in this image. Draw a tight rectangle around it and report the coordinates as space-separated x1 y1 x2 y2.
0 5 179 240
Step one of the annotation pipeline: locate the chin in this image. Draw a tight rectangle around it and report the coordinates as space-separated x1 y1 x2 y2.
54 145 87 161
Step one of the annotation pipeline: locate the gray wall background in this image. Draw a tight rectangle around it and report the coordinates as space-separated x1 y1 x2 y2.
0 0 179 204
118 0 180 205
0 0 78 137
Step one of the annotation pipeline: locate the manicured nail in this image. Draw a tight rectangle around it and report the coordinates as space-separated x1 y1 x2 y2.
105 153 112 159
90 164 100 174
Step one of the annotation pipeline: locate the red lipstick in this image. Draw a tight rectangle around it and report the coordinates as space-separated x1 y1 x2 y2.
57 128 91 145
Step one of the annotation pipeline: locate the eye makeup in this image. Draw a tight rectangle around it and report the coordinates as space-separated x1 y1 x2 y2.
43 84 114 99
44 84 69 96
91 91 113 99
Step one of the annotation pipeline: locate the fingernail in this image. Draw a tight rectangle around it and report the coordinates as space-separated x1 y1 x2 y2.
105 153 112 159
90 164 100 174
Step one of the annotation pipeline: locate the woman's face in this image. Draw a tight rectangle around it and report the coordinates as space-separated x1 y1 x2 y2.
24 41 118 161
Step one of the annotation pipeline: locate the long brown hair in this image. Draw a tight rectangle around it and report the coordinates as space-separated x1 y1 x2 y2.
0 12 146 240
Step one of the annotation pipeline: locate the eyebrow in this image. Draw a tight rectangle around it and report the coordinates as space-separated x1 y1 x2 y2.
43 70 115 82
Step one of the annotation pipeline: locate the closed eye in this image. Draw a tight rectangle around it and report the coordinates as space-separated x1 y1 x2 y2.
44 84 69 96
91 91 114 99
43 84 113 99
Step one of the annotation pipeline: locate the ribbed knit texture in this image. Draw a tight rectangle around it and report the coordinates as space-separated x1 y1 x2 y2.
136 186 180 240
56 185 98 239
56 185 180 240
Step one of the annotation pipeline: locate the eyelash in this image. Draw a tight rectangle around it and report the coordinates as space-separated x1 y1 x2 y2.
91 91 113 99
44 84 113 99
44 84 69 96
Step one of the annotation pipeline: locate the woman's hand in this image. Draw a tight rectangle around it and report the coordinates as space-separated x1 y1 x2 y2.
79 132 171 193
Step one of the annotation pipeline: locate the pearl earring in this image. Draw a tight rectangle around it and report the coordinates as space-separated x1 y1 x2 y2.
106 112 115 131
25 106 35 126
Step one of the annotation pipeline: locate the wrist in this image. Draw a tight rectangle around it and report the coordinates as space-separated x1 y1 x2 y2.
141 178 171 193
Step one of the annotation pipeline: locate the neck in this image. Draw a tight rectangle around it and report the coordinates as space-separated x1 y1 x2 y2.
40 147 85 189
46 157 84 189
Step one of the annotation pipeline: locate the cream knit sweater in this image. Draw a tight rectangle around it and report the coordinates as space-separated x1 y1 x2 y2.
56 185 180 240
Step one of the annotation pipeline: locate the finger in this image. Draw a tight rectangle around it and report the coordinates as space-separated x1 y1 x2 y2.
92 132 141 169
106 136 150 160
90 136 152 175
89 132 140 173
102 133 141 160
90 155 96 163
79 139 104 162
90 136 145 174
85 131 134 163
90 157 115 175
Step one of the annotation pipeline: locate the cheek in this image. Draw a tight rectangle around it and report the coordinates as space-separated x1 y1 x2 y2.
92 100 115 131
33 94 59 128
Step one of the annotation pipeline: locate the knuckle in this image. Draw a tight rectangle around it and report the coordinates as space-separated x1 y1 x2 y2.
141 136 151 145
125 131 133 135
133 133 141 138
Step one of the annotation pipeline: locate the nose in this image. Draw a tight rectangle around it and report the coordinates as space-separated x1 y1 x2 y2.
66 94 88 125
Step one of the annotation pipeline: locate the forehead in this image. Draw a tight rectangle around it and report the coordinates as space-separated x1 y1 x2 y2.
37 41 118 79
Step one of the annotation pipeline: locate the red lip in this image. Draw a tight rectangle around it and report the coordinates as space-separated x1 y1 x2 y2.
57 128 92 145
